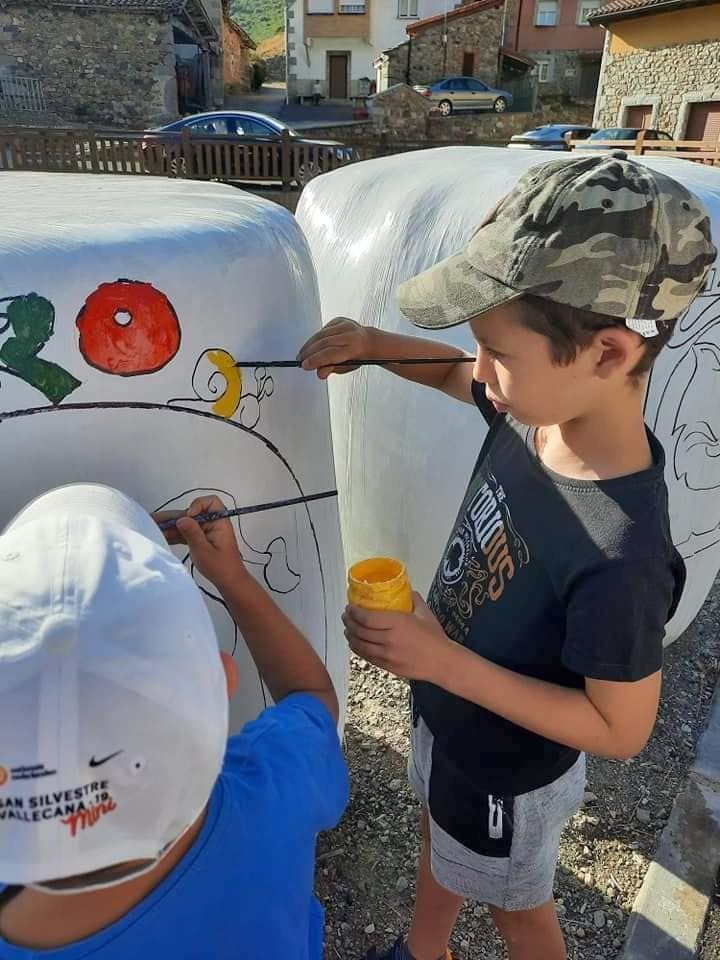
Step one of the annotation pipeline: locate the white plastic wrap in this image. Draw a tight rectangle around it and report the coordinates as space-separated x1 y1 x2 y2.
0 173 346 731
297 146 720 643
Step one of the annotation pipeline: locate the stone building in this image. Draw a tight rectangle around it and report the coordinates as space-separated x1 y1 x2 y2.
0 0 220 128
222 4 256 93
375 0 504 91
502 0 604 100
591 0 720 138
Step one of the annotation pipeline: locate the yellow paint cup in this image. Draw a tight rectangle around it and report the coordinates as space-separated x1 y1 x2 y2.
347 557 414 613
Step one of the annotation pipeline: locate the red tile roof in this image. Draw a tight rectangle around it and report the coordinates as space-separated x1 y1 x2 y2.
406 0 503 35
590 0 716 22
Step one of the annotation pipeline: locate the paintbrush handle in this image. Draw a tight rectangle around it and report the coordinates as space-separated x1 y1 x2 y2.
158 489 338 531
233 357 475 369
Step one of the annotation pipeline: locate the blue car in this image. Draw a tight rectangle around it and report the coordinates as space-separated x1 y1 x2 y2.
508 124 597 151
145 111 356 186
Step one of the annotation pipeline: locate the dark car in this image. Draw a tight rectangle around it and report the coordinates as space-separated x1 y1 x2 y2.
508 124 597 151
413 77 514 116
143 111 356 186
574 127 675 150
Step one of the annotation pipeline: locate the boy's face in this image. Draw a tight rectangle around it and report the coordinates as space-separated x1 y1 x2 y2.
468 301 642 427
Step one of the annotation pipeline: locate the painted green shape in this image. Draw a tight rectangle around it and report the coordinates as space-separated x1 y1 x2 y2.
0 293 81 405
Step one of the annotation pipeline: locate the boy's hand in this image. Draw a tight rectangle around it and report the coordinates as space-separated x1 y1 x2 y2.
153 496 246 590
296 317 375 380
342 595 455 682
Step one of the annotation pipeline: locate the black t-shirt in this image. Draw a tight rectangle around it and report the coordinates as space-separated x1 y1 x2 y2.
410 380 685 796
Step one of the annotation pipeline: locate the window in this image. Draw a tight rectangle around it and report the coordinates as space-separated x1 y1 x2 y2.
235 118 277 137
535 0 558 25
187 118 230 135
577 0 601 23
467 79 489 91
339 0 365 12
398 0 419 17
536 60 552 83
448 79 469 91
307 0 333 13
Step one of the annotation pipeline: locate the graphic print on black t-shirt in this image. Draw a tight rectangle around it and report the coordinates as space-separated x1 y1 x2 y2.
429 464 530 646
412 391 684 796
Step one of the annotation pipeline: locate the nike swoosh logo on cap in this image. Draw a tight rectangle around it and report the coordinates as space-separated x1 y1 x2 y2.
89 750 123 768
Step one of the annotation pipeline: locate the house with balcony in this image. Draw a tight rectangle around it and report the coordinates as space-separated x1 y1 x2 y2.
502 0 605 99
288 0 460 100
590 0 720 140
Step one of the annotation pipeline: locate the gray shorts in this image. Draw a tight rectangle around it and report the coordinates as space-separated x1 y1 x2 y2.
409 716 586 911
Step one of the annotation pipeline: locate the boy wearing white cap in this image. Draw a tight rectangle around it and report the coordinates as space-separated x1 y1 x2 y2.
0 485 348 958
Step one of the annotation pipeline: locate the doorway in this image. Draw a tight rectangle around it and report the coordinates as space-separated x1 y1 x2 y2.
686 101 720 142
625 104 653 129
328 52 349 99
462 51 475 76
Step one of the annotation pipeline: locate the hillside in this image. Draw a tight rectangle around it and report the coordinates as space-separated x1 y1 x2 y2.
257 32 284 59
229 0 284 43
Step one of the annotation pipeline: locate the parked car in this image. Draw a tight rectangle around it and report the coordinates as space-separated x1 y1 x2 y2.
574 127 675 150
413 77 514 116
143 111 356 186
508 124 597 151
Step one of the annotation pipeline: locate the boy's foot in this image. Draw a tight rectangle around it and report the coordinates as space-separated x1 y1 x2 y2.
363 936 451 960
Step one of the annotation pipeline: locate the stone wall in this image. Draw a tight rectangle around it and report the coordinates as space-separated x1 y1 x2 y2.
384 6 504 89
0 4 178 127
223 21 252 93
531 50 602 101
595 36 720 137
306 86 593 149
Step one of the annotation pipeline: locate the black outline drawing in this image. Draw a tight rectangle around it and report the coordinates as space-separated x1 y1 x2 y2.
155 484 305 710
0 401 331 714
645 268 720 562
169 349 274 429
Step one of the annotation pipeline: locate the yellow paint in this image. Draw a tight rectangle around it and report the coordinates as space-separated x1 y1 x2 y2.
207 349 242 419
610 7 720 54
347 557 414 613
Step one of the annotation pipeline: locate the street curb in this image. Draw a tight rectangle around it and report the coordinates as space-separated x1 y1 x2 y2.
621 683 720 959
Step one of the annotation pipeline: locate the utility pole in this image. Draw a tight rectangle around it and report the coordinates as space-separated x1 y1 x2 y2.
284 0 291 105
442 0 448 77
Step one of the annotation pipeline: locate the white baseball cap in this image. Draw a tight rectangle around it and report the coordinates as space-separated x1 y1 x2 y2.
0 484 228 886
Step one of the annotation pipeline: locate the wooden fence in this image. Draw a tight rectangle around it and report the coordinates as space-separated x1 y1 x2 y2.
0 125 355 188
568 130 720 166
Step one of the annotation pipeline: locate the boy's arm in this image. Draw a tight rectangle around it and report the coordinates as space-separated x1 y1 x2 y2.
156 497 339 722
297 318 476 404
344 596 662 760
439 646 661 760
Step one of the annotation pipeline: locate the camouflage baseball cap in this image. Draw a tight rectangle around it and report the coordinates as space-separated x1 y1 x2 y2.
397 151 716 334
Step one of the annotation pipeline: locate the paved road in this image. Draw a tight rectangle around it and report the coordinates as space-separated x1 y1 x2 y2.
225 81 355 126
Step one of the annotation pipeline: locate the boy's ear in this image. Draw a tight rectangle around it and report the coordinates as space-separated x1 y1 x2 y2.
594 327 644 380
220 650 239 699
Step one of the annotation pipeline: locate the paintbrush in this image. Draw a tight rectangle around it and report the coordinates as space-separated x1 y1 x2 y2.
233 357 475 369
158 489 338 531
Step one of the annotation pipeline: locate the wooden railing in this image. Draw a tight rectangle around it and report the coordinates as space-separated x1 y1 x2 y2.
0 125 356 188
568 130 720 166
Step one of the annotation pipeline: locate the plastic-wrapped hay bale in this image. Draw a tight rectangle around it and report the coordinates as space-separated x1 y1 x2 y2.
297 146 720 643
0 173 346 731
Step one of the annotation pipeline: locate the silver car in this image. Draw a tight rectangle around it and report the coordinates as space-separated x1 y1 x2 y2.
413 77 514 116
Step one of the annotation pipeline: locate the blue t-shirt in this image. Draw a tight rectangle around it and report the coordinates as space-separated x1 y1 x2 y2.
0 694 349 960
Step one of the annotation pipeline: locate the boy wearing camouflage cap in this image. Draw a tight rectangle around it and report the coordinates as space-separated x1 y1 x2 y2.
298 151 716 960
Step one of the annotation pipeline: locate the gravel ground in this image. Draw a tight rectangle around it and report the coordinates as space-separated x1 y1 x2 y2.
316 578 720 960
700 875 720 959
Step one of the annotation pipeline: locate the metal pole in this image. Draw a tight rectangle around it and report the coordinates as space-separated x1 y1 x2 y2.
284 0 290 105
442 0 448 76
